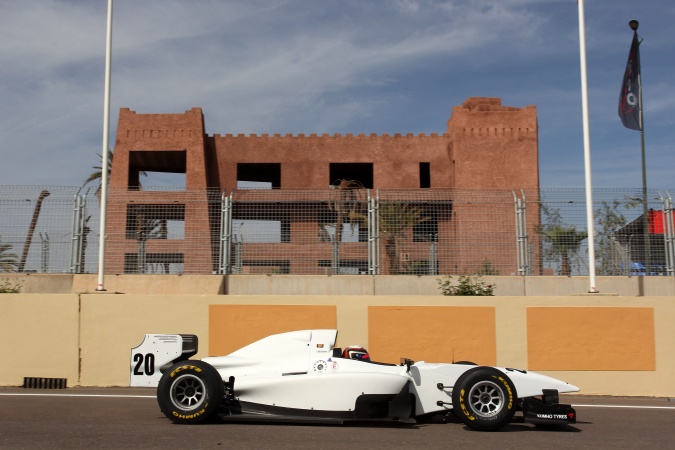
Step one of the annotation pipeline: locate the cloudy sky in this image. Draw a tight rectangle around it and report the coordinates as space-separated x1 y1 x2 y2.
1 0 673 190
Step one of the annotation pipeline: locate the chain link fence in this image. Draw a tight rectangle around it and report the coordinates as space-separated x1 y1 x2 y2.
0 186 99 274
1 186 673 277
534 188 673 276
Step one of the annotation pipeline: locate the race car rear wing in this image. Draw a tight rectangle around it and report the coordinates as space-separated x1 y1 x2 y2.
174 334 199 362
130 334 199 387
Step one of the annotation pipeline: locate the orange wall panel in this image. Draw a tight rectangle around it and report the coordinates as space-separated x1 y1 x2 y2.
209 305 336 356
368 306 496 365
527 307 655 371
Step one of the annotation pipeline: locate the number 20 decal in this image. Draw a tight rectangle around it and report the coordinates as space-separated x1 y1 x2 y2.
133 353 155 376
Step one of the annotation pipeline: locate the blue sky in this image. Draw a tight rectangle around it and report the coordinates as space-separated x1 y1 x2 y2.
0 0 673 190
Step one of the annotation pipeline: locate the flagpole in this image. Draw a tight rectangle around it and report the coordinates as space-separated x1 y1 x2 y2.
577 0 598 292
640 107 651 276
630 20 651 276
96 0 113 291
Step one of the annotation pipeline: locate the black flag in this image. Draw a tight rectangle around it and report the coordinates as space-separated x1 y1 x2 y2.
618 32 642 131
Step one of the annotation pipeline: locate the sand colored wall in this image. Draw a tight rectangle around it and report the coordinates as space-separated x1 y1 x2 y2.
6 274 674 297
209 305 337 355
1 294 674 397
368 306 497 365
0 295 80 383
527 307 655 371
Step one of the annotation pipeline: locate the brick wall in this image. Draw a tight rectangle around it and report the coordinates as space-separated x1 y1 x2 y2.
106 97 538 275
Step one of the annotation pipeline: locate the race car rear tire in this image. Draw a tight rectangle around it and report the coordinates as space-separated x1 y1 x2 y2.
157 360 224 424
452 367 517 431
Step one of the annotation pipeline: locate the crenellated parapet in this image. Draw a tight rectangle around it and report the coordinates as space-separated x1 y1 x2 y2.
211 132 449 139
460 127 534 137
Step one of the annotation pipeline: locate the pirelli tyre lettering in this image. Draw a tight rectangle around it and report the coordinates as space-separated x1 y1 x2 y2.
157 361 223 424
452 367 518 431
170 364 202 378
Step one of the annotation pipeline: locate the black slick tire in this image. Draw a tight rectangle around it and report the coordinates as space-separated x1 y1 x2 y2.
157 360 224 424
452 366 517 431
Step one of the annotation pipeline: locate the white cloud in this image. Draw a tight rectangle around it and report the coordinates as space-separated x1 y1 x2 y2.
0 0 673 190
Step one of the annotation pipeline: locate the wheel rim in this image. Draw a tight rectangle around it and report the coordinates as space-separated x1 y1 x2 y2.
467 380 504 418
170 374 206 411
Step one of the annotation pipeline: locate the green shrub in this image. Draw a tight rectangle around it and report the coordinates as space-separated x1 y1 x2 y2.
0 280 22 293
437 275 495 296
476 258 500 276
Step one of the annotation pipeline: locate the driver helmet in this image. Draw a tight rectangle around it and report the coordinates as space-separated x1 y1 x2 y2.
342 345 370 362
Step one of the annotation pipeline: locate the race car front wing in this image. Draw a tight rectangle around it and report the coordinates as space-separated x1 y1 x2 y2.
522 389 576 426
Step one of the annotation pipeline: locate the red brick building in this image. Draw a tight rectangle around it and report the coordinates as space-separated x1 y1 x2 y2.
107 97 539 275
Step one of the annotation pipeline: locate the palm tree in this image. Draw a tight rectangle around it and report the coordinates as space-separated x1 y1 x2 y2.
83 149 114 201
0 236 19 273
594 198 639 275
378 202 429 275
84 149 150 196
18 190 50 272
539 206 587 276
132 209 170 274
542 225 588 276
327 180 367 273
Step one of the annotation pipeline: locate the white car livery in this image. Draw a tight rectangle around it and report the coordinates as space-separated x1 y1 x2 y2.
131 329 579 431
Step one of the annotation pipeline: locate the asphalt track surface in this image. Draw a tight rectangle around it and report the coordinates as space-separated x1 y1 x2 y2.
1 388 674 450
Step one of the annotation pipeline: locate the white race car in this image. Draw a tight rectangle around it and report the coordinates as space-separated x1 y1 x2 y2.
143 329 579 431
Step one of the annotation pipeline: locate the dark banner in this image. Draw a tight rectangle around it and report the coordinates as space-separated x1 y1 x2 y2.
618 32 642 131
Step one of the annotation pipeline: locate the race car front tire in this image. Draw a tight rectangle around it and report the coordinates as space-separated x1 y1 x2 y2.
157 360 224 424
452 367 517 431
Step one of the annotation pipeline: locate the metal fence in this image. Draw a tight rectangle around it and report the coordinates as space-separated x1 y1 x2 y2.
1 186 673 277
0 186 96 274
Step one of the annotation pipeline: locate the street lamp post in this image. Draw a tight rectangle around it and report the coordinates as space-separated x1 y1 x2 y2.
96 0 113 291
577 0 598 292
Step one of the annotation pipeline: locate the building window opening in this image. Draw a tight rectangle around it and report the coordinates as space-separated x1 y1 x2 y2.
128 150 186 190
318 222 363 243
420 162 430 188
232 220 283 243
126 204 186 240
319 260 368 275
319 205 367 243
124 253 184 274
329 163 373 189
413 208 438 242
142 172 187 189
238 260 290 275
237 163 281 189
